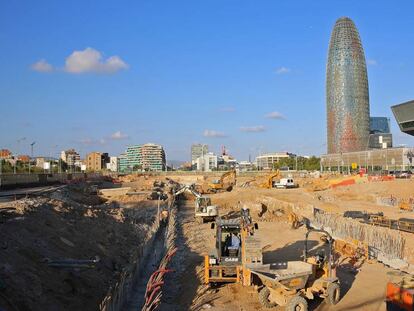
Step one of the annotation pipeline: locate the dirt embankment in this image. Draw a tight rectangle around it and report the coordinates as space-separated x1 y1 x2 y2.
0 184 157 311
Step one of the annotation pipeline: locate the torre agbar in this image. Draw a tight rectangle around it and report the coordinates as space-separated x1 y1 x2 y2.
326 17 370 154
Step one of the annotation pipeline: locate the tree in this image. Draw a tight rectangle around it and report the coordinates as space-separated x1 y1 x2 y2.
304 156 321 171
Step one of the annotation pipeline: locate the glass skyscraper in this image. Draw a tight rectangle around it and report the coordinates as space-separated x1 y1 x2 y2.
326 17 370 154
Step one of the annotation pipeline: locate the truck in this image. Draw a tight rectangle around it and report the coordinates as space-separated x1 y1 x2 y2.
273 178 298 189
174 184 218 223
204 209 340 310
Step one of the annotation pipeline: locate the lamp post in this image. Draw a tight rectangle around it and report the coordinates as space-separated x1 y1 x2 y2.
29 141 36 174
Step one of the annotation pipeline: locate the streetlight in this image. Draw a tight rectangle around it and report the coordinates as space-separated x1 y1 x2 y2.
29 141 36 174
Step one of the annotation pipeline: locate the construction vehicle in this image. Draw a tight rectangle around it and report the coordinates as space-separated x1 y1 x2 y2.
274 178 298 189
174 184 218 223
386 276 414 311
208 170 236 193
260 171 281 189
205 215 341 311
260 171 298 189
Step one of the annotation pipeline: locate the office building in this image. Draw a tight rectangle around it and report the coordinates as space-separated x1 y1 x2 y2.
256 152 294 170
195 152 218 172
326 17 370 153
369 117 393 149
191 144 208 164
321 147 414 172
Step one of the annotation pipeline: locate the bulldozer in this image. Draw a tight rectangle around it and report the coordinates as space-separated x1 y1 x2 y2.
204 211 341 310
208 170 236 193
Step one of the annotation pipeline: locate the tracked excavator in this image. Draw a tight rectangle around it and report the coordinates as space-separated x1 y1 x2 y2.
208 170 236 193
260 170 281 189
174 184 218 223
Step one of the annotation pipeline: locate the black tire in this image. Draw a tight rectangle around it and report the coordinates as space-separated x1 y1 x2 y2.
326 282 341 305
286 296 308 311
258 287 277 308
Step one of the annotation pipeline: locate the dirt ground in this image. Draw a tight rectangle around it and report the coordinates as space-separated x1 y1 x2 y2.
160 198 400 311
1 174 412 310
133 175 413 311
0 183 159 311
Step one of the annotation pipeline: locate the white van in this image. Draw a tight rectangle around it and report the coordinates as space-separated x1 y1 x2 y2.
273 178 298 189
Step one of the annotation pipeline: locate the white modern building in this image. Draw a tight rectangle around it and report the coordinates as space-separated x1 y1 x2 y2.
191 144 208 164
106 156 118 172
255 152 294 170
195 152 218 172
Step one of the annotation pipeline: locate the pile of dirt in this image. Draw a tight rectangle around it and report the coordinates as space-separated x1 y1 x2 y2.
0 185 157 311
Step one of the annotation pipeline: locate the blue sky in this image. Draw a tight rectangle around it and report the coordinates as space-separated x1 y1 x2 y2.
1 1 414 162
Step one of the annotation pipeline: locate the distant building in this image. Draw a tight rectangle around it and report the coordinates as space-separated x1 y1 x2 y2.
35 157 55 168
17 155 30 163
191 144 208 164
237 161 254 172
369 117 393 149
218 154 237 170
0 149 12 159
118 153 128 172
195 152 217 172
61 149 81 167
86 152 109 171
326 17 370 153
106 156 118 172
392 100 414 136
126 143 166 171
256 152 294 170
321 147 414 172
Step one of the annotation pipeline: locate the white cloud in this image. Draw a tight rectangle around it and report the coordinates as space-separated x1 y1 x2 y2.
110 131 129 140
31 59 54 72
367 59 377 66
275 67 291 74
240 125 266 133
64 47 128 74
203 130 226 138
265 111 286 120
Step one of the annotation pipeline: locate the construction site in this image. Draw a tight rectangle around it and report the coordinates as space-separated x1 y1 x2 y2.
1 171 413 311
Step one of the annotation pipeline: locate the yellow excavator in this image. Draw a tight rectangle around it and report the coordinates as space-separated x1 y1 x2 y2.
259 170 281 189
208 170 236 193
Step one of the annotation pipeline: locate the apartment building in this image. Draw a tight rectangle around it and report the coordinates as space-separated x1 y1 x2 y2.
126 143 166 171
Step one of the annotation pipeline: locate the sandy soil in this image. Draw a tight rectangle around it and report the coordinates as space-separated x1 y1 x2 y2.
0 184 158 311
156 200 397 311
1 174 412 310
